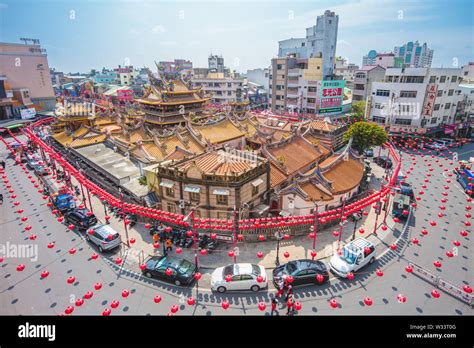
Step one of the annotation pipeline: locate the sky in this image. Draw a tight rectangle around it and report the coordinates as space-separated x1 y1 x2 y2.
0 0 472 74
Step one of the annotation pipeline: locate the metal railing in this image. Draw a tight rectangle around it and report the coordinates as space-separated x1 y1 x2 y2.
408 260 474 307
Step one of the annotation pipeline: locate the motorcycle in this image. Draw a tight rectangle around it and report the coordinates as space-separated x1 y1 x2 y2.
199 235 218 253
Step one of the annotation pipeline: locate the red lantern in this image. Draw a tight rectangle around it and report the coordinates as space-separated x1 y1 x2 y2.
84 291 93 300
122 289 130 298
256 275 264 283
228 250 235 257
397 294 406 303
445 250 454 258
463 285 472 294
329 299 338 308
111 300 120 309
376 269 384 277
91 253 99 260
411 238 419 245
187 297 195 306
47 242 55 249
65 306 75 315
41 270 50 278
200 249 207 256
421 229 428 235
453 240 461 247
431 289 440 299
390 244 397 251
69 248 76 255
102 308 112 316
364 297 373 306
194 272 202 281
433 260 442 268
283 251 290 258
94 282 103 290
257 251 263 259
67 276 76 284
75 298 84 307
316 274 324 283
154 295 162 304
286 275 294 283
405 265 413 273
221 301 230 310
346 272 354 280
310 250 317 258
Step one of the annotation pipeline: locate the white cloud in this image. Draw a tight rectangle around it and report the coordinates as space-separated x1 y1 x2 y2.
151 25 166 34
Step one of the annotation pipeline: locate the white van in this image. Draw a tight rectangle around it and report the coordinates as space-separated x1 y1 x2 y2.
329 238 376 278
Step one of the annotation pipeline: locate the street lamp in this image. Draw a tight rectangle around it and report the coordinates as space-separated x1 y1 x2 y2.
119 188 130 248
183 205 200 270
274 229 284 267
351 212 363 241
311 199 322 260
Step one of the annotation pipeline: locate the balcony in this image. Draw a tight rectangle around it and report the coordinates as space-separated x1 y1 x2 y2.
354 77 367 84
288 68 300 76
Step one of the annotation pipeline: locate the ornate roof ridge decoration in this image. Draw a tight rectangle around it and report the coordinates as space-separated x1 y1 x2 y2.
299 133 325 155
262 145 288 174
163 146 195 161
136 140 157 163
319 137 353 174
174 128 190 149
184 122 207 147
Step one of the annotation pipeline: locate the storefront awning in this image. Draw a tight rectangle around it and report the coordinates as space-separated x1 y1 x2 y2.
251 178 264 187
159 180 174 188
184 185 201 193
213 189 229 196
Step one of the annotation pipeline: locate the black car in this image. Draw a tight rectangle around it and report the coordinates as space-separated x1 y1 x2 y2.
142 255 197 286
64 208 98 231
272 259 329 288
374 156 393 169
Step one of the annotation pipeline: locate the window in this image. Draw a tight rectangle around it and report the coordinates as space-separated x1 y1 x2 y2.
394 118 412 125
376 89 390 97
434 104 440 111
189 192 200 202
216 195 228 205
400 76 424 83
227 83 232 88
308 87 317 92
439 76 446 83
372 116 385 123
165 187 174 197
430 117 437 124
445 103 451 109
307 98 316 103
374 103 384 109
448 89 454 96
167 202 177 214
277 64 283 70
252 185 259 196
451 75 457 82
227 91 232 96
437 90 443 97
400 91 417 98
429 76 436 83
23 90 30 98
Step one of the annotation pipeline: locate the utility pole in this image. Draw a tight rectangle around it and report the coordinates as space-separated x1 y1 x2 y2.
119 188 130 248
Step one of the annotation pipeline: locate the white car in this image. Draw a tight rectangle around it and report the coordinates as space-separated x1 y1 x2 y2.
329 238 376 278
211 263 267 293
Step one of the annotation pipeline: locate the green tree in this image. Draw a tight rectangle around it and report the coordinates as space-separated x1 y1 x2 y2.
343 121 388 154
351 100 366 116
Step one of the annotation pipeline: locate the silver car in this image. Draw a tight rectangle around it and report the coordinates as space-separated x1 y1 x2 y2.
86 224 121 252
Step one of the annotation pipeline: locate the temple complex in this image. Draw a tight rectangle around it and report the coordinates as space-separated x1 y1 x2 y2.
47 64 365 215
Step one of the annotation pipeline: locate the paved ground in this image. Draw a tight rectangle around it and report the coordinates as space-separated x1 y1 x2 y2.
0 135 472 316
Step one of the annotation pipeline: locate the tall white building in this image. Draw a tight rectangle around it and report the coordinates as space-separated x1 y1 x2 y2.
278 10 338 79
192 72 244 105
368 67 463 136
393 41 433 68
245 68 270 92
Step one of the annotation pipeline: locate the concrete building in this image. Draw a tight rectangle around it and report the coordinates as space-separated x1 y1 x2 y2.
158 59 193 76
352 65 386 102
208 54 225 73
334 57 359 86
245 68 270 92
394 41 433 68
0 40 56 112
93 70 118 84
461 62 474 83
278 10 338 79
269 56 324 113
362 51 399 68
368 67 464 136
192 72 244 105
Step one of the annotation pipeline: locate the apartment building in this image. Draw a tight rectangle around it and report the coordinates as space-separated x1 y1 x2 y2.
278 10 338 79
192 72 244 104
269 56 323 113
0 40 55 112
368 67 464 135
394 41 433 68
352 65 386 102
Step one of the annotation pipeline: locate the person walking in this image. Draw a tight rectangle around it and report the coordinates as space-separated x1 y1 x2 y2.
271 297 278 316
0 159 5 169
276 279 285 298
153 232 159 247
286 293 294 316
165 237 173 254
0 192 3 205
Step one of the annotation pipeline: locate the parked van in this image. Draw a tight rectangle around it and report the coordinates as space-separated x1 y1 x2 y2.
329 238 376 278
